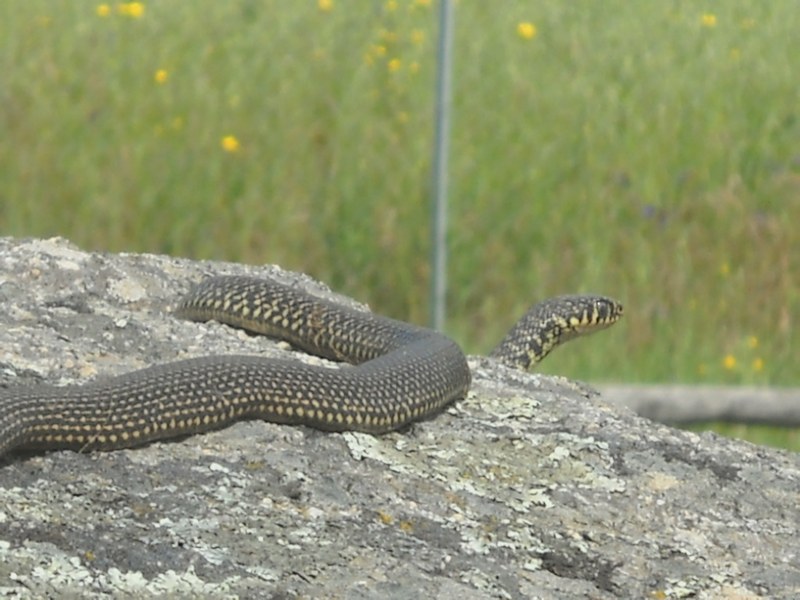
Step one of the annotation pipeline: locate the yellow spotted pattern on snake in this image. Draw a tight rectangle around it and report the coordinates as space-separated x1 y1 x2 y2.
0 276 622 456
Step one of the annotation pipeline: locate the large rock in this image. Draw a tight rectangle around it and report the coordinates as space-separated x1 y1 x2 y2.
0 237 797 599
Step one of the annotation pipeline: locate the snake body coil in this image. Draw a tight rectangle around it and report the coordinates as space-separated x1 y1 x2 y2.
0 276 622 457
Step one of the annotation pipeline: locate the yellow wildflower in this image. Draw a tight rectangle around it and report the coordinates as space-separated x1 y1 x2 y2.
221 135 240 153
154 69 168 84
719 262 730 277
517 22 537 40
752 358 764 372
415 0 431 7
385 0 398 11
380 29 399 43
388 58 402 73
96 4 111 17
700 13 717 27
409 61 420 74
318 0 333 12
118 2 145 18
722 354 736 370
747 336 758 349
410 29 425 45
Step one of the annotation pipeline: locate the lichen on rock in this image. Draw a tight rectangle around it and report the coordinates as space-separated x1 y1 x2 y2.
0 237 798 599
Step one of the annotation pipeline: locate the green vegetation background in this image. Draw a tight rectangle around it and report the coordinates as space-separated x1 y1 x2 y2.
2 2 798 447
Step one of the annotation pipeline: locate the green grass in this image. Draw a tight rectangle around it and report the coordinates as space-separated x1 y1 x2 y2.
686 423 800 453
2 1 798 449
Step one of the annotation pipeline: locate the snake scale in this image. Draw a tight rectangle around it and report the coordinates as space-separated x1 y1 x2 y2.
0 275 623 458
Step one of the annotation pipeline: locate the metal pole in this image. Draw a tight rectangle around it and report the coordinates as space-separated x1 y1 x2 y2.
430 0 453 331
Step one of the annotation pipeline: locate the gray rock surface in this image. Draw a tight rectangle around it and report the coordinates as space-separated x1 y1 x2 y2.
0 236 798 599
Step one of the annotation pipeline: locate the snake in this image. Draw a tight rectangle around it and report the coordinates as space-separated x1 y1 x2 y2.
0 275 623 457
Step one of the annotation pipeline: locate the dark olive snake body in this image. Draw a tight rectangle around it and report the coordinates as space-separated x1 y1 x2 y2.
0 276 622 457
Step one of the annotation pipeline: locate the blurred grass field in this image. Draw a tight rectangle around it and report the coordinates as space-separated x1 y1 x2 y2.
1 1 798 448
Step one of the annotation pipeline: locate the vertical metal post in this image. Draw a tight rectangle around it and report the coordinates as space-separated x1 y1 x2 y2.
430 0 453 331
